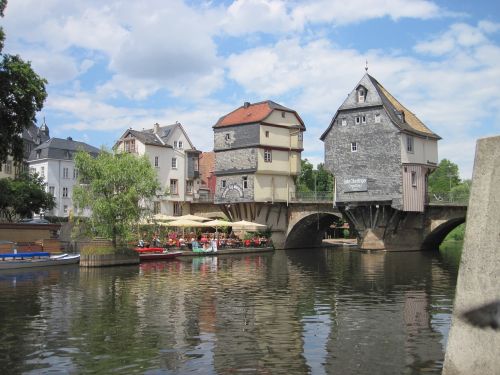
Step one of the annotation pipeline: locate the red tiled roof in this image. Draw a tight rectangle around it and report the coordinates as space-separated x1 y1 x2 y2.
215 102 273 127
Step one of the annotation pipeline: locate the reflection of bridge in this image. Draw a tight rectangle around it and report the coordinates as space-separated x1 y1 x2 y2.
192 191 467 250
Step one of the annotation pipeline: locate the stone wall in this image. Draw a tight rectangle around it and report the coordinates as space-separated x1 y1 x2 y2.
215 174 255 203
215 148 257 174
324 106 403 208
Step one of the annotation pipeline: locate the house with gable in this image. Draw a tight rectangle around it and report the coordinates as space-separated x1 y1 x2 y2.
27 136 100 217
213 100 306 204
321 73 441 213
114 122 201 216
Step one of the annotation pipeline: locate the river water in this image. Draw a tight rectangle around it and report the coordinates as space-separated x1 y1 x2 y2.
0 244 461 374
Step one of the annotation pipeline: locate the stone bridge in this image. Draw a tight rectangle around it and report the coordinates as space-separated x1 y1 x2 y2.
192 200 467 251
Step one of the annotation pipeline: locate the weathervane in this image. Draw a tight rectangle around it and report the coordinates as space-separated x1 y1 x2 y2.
365 60 368 72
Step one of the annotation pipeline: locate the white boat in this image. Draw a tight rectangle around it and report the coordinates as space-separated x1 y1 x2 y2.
0 253 80 270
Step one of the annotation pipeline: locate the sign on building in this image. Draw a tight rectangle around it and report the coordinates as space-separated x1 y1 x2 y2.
343 178 367 192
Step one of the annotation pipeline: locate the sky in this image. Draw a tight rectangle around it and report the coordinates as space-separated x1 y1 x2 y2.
2 0 500 179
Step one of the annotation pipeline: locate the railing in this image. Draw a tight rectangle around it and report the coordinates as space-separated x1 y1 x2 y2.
289 191 334 203
193 193 216 203
427 192 469 205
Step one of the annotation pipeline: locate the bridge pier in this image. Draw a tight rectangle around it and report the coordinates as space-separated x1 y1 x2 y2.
341 204 466 251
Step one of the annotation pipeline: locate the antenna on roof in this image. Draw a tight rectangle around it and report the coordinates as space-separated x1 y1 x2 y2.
365 59 369 72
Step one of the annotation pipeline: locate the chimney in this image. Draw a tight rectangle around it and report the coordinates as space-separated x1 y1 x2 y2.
154 122 160 133
244 101 250 108
67 136 73 141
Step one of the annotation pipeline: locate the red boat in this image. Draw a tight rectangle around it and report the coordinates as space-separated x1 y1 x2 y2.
134 248 182 261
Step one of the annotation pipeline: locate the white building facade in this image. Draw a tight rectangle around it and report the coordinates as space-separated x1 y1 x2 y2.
114 123 201 216
27 137 100 217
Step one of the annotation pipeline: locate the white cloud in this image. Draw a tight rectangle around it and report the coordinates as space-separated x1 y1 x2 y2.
415 21 500 55
293 0 441 27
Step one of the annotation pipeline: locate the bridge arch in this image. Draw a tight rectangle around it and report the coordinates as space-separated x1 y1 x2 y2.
421 217 465 250
285 212 343 249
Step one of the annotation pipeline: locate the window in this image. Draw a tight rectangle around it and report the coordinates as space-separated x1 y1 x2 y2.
406 135 414 153
63 205 68 214
264 149 272 162
178 141 183 149
154 156 159 167
265 131 269 138
173 141 178 148
170 179 178 195
281 111 286 118
5 161 12 174
375 113 381 123
411 171 417 187
171 158 177 169
242 176 248 189
355 116 361 125
73 169 78 179
173 202 182 216
225 133 230 141
30 167 35 174
361 115 366 124
351 142 358 152
298 132 303 141
358 88 366 103
49 186 55 196
63 167 69 179
186 180 193 194
125 139 136 153
341 118 347 126
40 166 45 178
193 158 199 172
154 201 160 214
63 187 68 198
222 180 226 188
36 150 41 159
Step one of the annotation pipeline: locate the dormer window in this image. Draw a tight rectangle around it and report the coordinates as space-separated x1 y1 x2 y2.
357 86 366 103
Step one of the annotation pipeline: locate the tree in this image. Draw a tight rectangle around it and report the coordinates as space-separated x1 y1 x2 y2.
316 163 334 192
0 0 47 165
0 172 55 222
73 150 160 248
428 159 461 193
297 159 314 192
296 159 334 193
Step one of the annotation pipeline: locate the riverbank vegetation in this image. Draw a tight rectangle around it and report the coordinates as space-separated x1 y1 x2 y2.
72 150 160 250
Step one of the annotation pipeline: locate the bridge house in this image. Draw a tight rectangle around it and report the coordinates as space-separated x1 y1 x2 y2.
213 101 306 205
320 74 454 251
321 73 441 212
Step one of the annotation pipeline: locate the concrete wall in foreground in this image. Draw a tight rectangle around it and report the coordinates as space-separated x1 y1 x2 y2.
443 136 500 374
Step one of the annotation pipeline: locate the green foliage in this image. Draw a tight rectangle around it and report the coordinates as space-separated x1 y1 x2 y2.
428 159 461 193
0 0 47 165
0 172 55 221
445 223 465 241
296 159 334 193
80 246 136 256
73 150 160 248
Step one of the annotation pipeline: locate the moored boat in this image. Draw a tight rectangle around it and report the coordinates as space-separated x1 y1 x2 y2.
134 248 182 262
0 253 80 270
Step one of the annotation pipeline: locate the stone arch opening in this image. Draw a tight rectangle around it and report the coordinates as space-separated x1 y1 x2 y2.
421 217 466 250
285 213 343 249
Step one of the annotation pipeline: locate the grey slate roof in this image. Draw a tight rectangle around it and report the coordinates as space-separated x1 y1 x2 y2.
115 123 197 150
321 73 441 140
28 137 100 161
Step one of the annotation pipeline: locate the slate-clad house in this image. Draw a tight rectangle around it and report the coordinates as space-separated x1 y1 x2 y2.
321 73 440 212
114 122 201 216
213 100 305 204
27 137 100 217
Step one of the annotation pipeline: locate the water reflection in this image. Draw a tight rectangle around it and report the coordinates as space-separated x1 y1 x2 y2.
0 248 460 374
